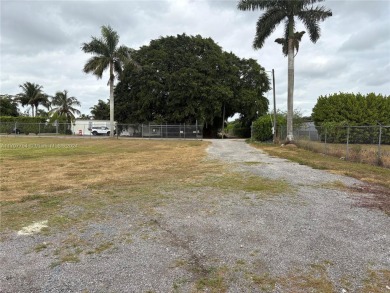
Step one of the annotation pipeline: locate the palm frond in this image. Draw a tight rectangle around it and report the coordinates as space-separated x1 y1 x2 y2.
238 0 285 11
253 7 286 49
101 25 119 55
83 56 110 78
298 6 332 43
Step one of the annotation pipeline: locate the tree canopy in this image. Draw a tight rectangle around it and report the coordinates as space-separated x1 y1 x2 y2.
49 90 81 123
312 92 390 126
114 34 270 136
0 95 19 116
90 99 110 120
17 82 49 117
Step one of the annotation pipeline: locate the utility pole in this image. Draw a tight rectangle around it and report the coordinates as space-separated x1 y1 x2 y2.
221 103 225 139
272 69 277 144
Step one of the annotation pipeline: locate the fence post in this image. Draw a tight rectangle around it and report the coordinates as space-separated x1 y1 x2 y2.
378 124 382 165
346 126 350 160
324 128 327 154
184 123 186 139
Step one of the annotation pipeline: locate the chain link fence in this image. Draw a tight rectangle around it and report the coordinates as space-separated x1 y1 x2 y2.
0 122 203 139
278 124 390 168
117 123 202 139
0 122 72 135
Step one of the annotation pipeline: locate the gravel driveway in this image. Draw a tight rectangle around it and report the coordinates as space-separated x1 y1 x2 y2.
1 139 389 292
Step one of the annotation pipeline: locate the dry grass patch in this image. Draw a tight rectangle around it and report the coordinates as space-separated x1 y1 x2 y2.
251 142 390 190
1 137 290 233
295 140 390 168
0 137 210 201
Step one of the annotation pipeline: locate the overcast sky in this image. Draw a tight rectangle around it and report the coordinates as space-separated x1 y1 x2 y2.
1 0 389 118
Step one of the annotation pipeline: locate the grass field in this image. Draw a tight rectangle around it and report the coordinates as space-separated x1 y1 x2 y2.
0 137 288 232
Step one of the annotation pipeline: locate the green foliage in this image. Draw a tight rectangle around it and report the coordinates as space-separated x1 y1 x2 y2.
90 99 109 120
0 95 19 116
312 92 390 126
226 120 250 138
252 114 286 141
49 90 81 123
115 34 270 137
0 116 46 123
312 92 390 143
252 110 303 141
0 116 47 134
17 82 49 117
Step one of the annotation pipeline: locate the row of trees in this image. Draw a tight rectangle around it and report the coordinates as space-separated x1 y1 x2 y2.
0 83 81 123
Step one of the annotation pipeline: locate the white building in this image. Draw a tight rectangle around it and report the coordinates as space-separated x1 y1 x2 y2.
71 120 116 136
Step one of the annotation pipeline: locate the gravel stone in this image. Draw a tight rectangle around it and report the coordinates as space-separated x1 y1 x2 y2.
1 139 389 292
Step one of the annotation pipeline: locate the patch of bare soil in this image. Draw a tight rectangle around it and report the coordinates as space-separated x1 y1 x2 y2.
350 184 390 215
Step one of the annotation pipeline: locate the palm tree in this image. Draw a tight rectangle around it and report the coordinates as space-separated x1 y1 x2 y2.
81 25 133 137
50 90 81 123
238 0 332 142
17 82 49 117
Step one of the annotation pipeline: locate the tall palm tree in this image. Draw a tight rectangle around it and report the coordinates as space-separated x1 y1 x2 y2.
50 90 81 123
17 82 49 117
81 25 133 137
238 0 332 142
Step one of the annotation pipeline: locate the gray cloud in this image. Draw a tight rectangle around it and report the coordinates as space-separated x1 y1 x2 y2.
1 0 389 117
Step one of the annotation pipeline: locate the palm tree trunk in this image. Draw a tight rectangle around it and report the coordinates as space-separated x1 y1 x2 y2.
286 37 294 142
109 62 114 138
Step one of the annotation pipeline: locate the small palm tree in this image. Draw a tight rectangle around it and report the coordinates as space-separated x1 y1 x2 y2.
50 90 81 123
17 82 49 117
238 0 332 142
81 25 134 137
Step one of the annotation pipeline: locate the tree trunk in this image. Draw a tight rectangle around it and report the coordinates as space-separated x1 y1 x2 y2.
286 37 294 142
109 62 114 138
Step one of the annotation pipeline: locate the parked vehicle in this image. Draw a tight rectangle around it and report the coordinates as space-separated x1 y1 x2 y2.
89 126 115 136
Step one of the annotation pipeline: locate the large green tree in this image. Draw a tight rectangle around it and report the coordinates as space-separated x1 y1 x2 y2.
81 25 134 137
238 0 332 142
50 90 81 123
114 34 270 137
17 82 49 117
0 94 19 116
